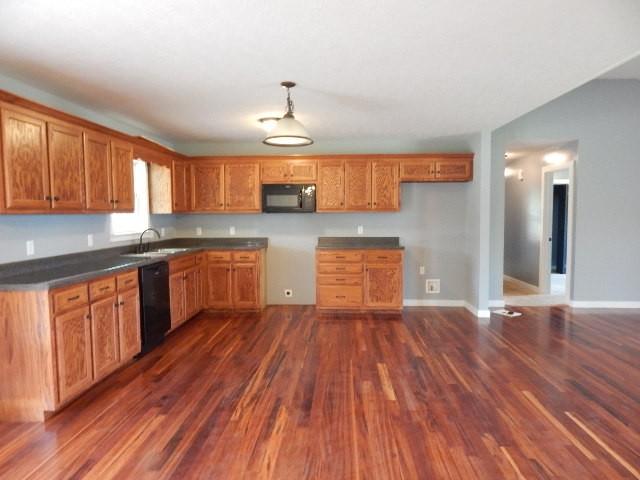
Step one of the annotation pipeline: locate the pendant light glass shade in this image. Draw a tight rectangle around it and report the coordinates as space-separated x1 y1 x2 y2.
262 81 313 147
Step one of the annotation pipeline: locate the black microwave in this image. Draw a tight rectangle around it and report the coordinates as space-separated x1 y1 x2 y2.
262 184 316 213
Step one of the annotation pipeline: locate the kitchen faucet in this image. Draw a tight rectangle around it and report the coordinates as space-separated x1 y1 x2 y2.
137 228 161 253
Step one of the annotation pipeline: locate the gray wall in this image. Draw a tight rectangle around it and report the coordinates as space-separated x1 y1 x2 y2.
491 79 640 302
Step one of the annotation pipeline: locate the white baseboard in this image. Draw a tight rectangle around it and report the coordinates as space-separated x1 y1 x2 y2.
504 275 539 293
570 301 640 309
489 299 505 308
403 299 490 318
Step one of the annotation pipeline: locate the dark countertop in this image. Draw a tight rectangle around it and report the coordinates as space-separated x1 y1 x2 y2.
316 237 403 250
0 237 268 291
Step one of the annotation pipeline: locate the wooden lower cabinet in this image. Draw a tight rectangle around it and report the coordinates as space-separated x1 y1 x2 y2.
316 249 403 310
168 255 206 330
118 287 141 360
90 296 120 381
205 249 265 310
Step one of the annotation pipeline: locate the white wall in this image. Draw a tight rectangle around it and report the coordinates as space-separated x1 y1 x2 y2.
491 79 640 302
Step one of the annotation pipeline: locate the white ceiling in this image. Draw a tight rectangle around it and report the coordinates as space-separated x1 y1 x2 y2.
0 1 639 144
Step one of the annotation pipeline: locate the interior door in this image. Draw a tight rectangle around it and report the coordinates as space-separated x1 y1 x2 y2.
48 121 85 211
232 263 259 309
55 306 94 404
118 288 141 360
225 162 260 211
90 296 120 380
345 159 372 210
1 106 50 210
372 161 399 211
110 140 134 211
83 130 113 211
317 160 345 211
192 162 224 211
206 264 232 308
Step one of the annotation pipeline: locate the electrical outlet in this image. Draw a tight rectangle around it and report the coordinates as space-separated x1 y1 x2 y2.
426 279 440 294
284 289 293 298
357 225 364 235
87 234 94 247
26 240 35 256
196 226 203 236
419 265 425 275
229 226 236 236
160 228 166 237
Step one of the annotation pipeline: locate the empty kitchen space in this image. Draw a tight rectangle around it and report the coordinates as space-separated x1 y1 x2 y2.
0 2 639 479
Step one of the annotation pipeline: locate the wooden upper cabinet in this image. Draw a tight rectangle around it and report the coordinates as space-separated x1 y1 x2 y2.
192 161 224 211
317 159 345 211
90 296 120 381
55 306 93 404
372 161 400 211
83 130 113 211
225 162 260 211
364 263 403 308
1 105 50 211
345 159 372 210
399 159 435 181
435 157 473 181
118 288 141 360
110 140 134 212
172 161 191 212
47 121 85 211
261 159 317 183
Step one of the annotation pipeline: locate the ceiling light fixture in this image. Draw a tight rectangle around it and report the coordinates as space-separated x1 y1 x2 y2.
258 117 280 133
263 81 313 147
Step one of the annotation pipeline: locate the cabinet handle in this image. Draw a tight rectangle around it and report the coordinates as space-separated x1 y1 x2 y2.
373 202 377 206
336 295 346 299
219 203 223 207
53 196 60 201
120 301 125 306
45 195 52 201
86 314 91 320
68 295 80 301
335 256 345 259
115 302 119 307
99 286 110 291
340 202 344 206
336 267 345 271
377 256 388 260
335 278 345 282
114 199 119 204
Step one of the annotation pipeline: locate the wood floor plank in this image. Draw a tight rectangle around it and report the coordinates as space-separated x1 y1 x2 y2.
0 305 638 479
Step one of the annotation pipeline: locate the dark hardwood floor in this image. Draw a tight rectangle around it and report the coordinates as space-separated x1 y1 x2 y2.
0 306 638 479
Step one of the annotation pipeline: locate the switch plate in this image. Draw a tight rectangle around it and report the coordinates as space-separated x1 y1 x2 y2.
196 226 203 236
26 240 35 256
419 265 425 275
357 225 364 235
284 289 293 298
426 279 440 294
229 226 236 236
87 234 94 247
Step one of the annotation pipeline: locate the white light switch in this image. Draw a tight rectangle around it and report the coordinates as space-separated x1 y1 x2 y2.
419 265 425 275
26 240 35 256
357 225 364 235
196 227 203 236
87 234 94 247
229 226 236 236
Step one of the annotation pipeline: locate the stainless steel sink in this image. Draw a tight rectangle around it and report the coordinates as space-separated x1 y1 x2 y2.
122 252 169 258
154 248 191 253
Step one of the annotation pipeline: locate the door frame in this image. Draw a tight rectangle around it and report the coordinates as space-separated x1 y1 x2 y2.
539 161 575 301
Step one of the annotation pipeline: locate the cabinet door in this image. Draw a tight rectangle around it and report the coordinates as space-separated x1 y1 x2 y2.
1 106 50 210
48 121 85 211
399 159 435 181
83 130 113 211
372 161 399 211
317 160 345 211
435 158 472 181
55 306 93 404
118 288 141 360
172 161 191 212
232 263 259 309
288 159 317 182
110 140 134 212
345 159 372 210
261 160 290 183
184 267 199 319
192 162 224 211
225 162 260 211
90 296 120 380
206 263 232 309
169 271 186 328
364 264 402 309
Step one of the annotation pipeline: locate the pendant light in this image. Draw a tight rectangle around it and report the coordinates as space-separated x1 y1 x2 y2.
263 81 313 147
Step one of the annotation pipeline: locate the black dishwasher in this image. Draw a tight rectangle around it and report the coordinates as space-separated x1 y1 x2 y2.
138 261 171 355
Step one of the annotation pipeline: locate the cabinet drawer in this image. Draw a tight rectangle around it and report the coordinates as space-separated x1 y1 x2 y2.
317 251 363 263
317 263 363 274
116 270 138 291
170 255 196 272
317 286 362 308
232 251 258 262
317 275 362 286
89 276 117 301
52 284 89 314
207 251 232 263
365 250 403 263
